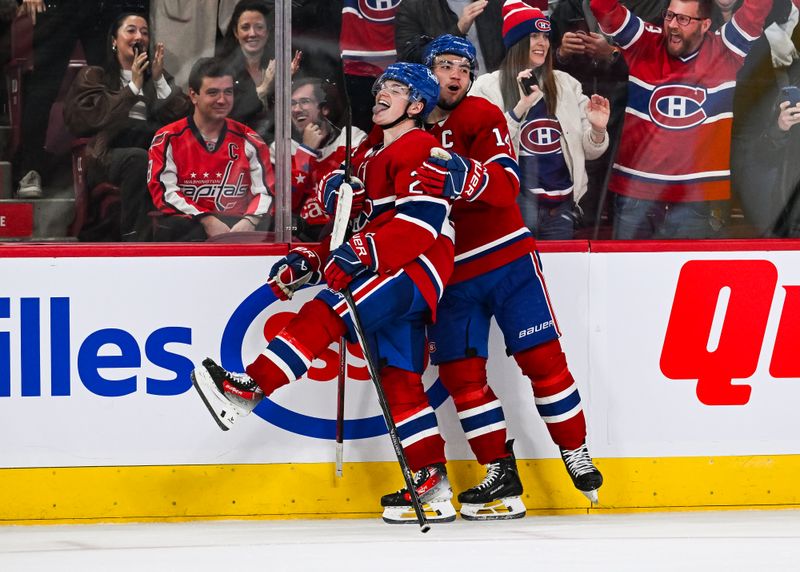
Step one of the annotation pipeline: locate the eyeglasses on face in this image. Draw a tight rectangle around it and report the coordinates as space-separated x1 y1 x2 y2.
291 97 316 108
662 9 705 26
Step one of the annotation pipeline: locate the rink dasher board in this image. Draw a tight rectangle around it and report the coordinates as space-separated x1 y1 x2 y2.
0 241 798 521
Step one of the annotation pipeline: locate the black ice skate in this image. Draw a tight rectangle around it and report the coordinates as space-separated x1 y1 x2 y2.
380 463 456 524
560 441 603 503
191 358 264 431
458 440 526 521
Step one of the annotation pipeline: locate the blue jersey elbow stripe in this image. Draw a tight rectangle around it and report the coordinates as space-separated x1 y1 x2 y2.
397 411 438 442
270 338 308 379
399 200 448 231
615 13 643 48
492 155 521 179
535 390 581 418
460 407 505 433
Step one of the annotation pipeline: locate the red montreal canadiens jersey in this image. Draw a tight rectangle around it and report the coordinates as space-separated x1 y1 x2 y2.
591 0 770 202
340 0 400 77
427 96 534 284
315 128 455 317
148 116 274 218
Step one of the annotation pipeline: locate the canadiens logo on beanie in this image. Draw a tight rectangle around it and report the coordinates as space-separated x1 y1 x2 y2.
502 0 551 49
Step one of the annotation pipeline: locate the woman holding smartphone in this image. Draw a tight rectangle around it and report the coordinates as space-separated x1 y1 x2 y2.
471 0 610 239
64 12 191 241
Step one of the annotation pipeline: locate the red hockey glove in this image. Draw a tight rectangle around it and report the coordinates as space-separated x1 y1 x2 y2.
268 246 322 300
417 150 488 202
323 232 376 291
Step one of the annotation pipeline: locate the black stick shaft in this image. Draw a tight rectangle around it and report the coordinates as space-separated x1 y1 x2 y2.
342 288 430 533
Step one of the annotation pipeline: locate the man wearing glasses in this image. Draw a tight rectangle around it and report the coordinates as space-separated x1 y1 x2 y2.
277 78 367 240
589 0 773 239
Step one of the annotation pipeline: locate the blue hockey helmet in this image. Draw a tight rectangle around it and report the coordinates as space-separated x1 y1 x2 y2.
374 62 441 119
423 34 478 74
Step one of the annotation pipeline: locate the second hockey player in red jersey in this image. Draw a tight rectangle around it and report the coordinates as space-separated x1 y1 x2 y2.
191 63 460 524
415 34 604 519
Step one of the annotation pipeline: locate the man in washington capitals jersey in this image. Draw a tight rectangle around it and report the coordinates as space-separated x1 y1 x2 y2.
414 35 603 519
590 0 773 238
148 58 273 241
191 63 460 524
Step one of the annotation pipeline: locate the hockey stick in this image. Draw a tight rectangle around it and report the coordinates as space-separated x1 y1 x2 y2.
340 286 430 533
330 182 351 478
334 74 356 478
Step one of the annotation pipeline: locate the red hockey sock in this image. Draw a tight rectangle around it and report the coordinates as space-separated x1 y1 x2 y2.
381 366 446 472
246 299 346 395
439 357 508 465
515 340 586 450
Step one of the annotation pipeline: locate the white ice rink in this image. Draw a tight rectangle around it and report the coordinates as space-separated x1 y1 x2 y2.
2 510 799 571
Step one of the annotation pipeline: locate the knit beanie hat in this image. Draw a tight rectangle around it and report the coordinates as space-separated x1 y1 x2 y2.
501 0 551 49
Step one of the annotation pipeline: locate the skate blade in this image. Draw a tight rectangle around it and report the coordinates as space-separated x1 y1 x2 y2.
581 489 599 504
381 501 456 524
460 497 527 521
191 368 241 431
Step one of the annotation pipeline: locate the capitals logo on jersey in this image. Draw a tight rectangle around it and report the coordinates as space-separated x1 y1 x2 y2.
520 119 563 155
354 0 400 22
648 84 708 130
181 159 250 212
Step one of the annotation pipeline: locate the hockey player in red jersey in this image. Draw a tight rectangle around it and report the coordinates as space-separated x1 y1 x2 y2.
148 58 274 241
191 63 460 524
589 0 773 238
414 34 603 519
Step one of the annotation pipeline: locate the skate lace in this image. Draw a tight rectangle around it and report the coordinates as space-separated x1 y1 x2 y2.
226 371 258 391
474 461 502 490
561 444 595 477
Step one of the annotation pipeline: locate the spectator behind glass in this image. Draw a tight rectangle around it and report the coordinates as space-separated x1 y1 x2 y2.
590 0 772 239
471 1 610 240
64 12 191 242
147 57 274 242
14 0 143 200
712 0 793 237
550 0 635 236
766 87 800 236
272 77 367 241
218 0 301 141
395 0 505 73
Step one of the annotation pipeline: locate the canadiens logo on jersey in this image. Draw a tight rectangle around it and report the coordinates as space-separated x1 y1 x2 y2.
520 119 563 155
648 84 708 130
354 0 401 22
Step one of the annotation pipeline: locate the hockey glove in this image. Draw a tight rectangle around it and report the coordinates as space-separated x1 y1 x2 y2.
318 169 366 219
324 232 377 291
417 151 488 202
268 246 323 300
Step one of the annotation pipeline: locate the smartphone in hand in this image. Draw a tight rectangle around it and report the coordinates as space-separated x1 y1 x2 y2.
520 74 538 95
781 86 800 107
567 17 590 35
